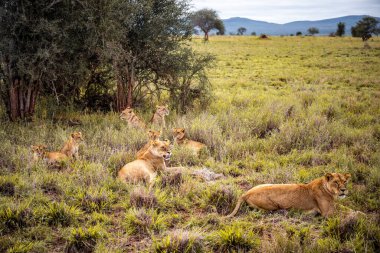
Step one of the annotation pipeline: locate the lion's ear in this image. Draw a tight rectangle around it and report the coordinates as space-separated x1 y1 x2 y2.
152 140 160 147
31 145 37 149
181 128 185 133
325 173 333 181
71 133 75 138
344 173 351 181
164 139 170 145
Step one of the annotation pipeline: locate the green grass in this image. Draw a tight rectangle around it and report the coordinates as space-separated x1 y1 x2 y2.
0 36 379 252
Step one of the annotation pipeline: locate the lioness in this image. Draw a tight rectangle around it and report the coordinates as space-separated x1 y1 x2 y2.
60 131 84 159
31 145 68 163
120 107 146 129
118 139 171 190
227 173 351 218
136 130 161 158
150 105 169 130
172 128 206 154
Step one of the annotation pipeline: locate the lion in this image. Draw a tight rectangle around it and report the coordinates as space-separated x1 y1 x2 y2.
136 130 161 158
150 105 169 130
118 139 171 190
31 145 68 163
227 173 351 218
120 107 146 129
172 128 206 154
60 131 84 159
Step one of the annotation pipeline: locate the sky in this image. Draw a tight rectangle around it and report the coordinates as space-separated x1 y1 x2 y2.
190 0 380 24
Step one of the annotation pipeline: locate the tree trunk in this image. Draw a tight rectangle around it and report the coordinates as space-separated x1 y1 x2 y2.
6 78 38 121
204 31 209 41
114 62 127 112
126 64 134 108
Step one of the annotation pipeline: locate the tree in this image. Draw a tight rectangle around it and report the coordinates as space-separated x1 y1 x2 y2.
351 16 379 41
191 8 225 41
0 0 98 121
336 22 345 37
296 31 302 36
251 32 256 36
237 27 247 35
308 27 319 35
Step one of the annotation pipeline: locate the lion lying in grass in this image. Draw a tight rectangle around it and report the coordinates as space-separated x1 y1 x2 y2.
118 139 171 190
172 128 206 155
31 144 68 164
136 130 161 158
227 173 351 218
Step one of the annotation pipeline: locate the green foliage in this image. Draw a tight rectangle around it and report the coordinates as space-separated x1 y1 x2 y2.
210 224 261 252
124 208 167 236
336 22 346 37
153 230 204 253
38 202 82 227
0 205 34 234
308 27 319 35
351 16 379 39
66 226 106 253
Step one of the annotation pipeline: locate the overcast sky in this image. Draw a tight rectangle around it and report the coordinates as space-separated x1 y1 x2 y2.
191 0 380 24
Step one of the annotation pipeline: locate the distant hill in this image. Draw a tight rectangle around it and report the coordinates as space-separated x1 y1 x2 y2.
223 15 380 35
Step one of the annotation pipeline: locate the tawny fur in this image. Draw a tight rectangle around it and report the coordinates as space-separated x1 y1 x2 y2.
227 173 351 218
118 140 171 191
150 105 169 130
60 132 83 159
136 130 161 158
31 145 68 164
120 107 146 129
172 128 206 154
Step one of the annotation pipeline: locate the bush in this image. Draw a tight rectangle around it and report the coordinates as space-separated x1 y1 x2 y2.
0 181 15 196
210 224 260 252
129 187 158 209
124 208 167 236
38 202 82 227
0 205 34 234
205 185 237 215
153 230 204 253
66 226 106 253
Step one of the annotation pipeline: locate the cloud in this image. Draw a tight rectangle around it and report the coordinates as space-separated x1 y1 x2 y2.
190 0 380 23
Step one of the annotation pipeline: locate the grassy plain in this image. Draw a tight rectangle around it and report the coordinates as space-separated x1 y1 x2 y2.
1 36 380 252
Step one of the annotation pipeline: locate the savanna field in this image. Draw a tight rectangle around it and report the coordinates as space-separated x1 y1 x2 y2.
1 36 380 252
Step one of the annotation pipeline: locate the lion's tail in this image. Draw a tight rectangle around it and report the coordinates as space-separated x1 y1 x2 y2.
226 195 245 218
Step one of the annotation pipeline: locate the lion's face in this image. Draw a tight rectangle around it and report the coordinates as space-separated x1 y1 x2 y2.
148 130 161 141
71 131 84 142
31 144 47 157
156 105 169 116
149 140 172 160
325 173 351 198
173 128 185 139
120 107 134 120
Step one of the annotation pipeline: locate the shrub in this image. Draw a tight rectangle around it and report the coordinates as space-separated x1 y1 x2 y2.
153 230 204 253
75 189 115 213
0 205 34 234
161 170 184 189
66 226 106 253
38 202 82 227
124 208 167 236
129 187 158 209
0 181 15 196
205 185 237 215
210 224 260 252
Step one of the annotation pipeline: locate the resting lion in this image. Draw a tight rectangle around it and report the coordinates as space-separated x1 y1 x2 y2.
227 173 351 218
60 131 84 159
120 107 146 129
31 145 68 164
172 128 206 154
136 130 161 158
118 139 171 190
150 105 169 130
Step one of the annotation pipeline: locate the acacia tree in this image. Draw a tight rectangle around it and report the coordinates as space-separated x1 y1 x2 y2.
237 27 247 35
351 16 379 41
336 22 345 37
308 27 319 35
191 8 225 41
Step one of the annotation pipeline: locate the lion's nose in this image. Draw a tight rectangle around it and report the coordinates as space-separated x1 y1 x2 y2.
340 188 346 192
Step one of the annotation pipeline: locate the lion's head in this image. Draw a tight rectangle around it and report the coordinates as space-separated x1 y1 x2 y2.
149 140 172 160
71 131 84 142
173 128 185 140
148 130 161 141
324 173 351 198
155 105 169 117
120 107 135 120
31 144 47 157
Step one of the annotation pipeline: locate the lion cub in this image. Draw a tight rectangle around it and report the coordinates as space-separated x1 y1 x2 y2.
31 145 68 163
150 105 169 130
120 107 146 129
136 130 161 158
118 139 171 190
227 173 351 218
60 132 84 159
172 128 206 154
